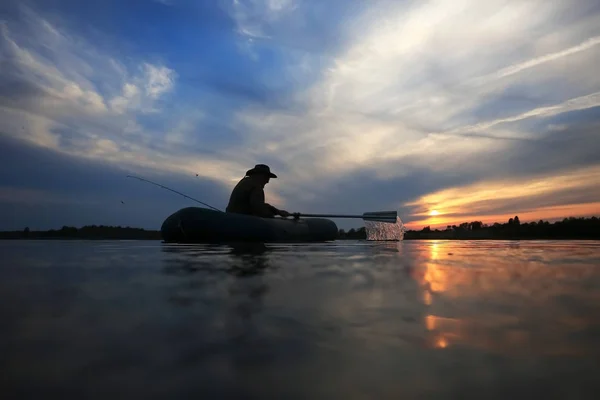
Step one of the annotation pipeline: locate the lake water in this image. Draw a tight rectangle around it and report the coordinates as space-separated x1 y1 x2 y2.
1 240 600 399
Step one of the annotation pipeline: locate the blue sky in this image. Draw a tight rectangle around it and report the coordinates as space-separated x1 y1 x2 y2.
1 0 599 231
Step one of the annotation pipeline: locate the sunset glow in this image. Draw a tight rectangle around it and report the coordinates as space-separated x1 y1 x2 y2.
403 166 600 230
0 1 599 230
414 241 600 356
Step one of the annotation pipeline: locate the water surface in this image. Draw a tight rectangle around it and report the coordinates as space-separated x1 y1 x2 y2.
1 240 600 399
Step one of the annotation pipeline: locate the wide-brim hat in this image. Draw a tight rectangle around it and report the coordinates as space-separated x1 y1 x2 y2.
246 164 277 178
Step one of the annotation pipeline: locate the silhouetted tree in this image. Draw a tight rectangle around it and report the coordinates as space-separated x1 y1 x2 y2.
339 227 366 239
402 215 599 240
470 221 483 230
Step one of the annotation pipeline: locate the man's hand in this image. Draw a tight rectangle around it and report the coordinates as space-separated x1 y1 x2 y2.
278 210 291 218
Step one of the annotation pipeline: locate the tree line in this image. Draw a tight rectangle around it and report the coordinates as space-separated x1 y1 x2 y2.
402 216 600 240
337 227 368 239
1 215 598 240
0 225 162 240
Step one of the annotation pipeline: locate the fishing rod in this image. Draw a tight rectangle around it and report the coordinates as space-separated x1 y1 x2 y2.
127 175 399 224
126 175 222 212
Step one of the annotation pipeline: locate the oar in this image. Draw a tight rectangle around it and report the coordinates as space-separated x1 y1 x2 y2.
295 211 398 224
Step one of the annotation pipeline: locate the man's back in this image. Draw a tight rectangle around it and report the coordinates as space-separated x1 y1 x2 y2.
226 176 276 217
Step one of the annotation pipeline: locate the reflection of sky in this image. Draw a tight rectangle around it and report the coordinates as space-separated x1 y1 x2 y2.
414 240 600 356
2 240 600 396
1 0 600 230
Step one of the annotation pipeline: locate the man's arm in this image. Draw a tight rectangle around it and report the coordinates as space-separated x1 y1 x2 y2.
249 187 277 218
249 187 290 217
266 204 291 217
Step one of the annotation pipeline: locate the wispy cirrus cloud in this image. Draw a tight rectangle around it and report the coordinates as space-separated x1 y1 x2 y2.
0 134 231 230
221 0 600 225
0 11 171 135
0 5 249 183
468 35 600 87
1 0 599 230
109 63 177 114
439 91 600 137
228 0 298 39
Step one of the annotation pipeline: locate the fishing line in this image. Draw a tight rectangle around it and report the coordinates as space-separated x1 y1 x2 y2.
126 175 222 212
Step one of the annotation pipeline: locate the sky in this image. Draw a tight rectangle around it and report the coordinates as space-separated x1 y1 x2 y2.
0 0 599 231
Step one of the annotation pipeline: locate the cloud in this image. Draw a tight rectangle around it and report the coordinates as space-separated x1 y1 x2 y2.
468 35 600 86
0 21 107 115
224 0 600 222
144 63 176 99
108 63 176 114
0 134 231 230
0 187 88 206
0 4 251 184
1 0 600 230
406 164 600 223
439 92 600 137
228 0 298 39
223 0 364 60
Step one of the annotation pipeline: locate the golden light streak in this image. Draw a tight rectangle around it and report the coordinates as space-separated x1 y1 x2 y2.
413 241 600 356
407 202 600 230
423 291 433 306
436 336 449 349
404 165 600 229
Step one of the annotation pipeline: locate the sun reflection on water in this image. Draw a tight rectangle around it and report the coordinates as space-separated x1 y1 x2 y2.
411 241 600 356
435 336 448 349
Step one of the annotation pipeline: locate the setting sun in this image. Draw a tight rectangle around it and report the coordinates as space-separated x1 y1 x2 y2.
429 210 440 216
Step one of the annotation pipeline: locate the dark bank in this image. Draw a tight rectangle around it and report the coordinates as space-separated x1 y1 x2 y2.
1 215 598 240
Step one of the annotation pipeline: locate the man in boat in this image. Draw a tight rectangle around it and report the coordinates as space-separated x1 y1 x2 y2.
226 164 292 218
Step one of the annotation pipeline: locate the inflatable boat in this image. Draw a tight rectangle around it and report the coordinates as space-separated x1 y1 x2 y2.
160 207 338 243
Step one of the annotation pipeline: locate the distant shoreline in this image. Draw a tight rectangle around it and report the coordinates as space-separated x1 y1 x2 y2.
0 226 162 241
1 215 598 241
2 236 599 241
338 215 600 240
2 237 599 241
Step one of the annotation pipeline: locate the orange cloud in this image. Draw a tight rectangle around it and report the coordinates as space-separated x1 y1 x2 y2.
407 202 600 230
403 166 600 229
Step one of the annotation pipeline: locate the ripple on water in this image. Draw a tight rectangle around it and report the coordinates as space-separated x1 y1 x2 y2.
1 239 600 398
366 217 407 241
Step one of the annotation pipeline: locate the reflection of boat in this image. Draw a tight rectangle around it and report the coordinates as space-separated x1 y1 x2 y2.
161 207 338 243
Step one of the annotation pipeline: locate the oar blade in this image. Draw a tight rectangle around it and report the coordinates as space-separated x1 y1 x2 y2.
362 211 398 224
